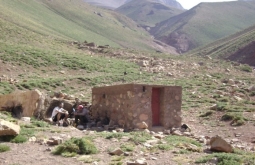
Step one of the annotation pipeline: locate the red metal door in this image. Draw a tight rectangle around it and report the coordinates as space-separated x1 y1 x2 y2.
151 88 160 126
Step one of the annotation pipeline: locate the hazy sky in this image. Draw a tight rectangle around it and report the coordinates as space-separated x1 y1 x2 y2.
178 0 237 9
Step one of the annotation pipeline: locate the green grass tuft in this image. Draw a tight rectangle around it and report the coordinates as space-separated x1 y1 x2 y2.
10 135 28 143
52 137 97 157
0 144 10 152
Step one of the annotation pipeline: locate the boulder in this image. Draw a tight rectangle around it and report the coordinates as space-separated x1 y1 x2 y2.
248 86 255 92
0 90 43 117
210 136 233 153
0 119 20 136
110 148 124 156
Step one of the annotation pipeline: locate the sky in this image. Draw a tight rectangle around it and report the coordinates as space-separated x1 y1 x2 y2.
178 0 237 9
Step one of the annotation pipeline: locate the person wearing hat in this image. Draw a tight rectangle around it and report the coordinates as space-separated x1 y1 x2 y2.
74 105 89 126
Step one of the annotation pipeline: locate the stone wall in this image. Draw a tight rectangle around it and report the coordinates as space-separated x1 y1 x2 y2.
92 84 135 128
92 84 182 130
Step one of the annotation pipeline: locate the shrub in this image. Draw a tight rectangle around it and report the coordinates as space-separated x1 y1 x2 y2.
221 113 235 121
165 135 202 147
218 97 229 103
196 153 242 164
32 121 50 127
157 144 173 151
176 149 192 154
240 65 252 72
130 132 152 143
78 155 100 163
0 144 10 152
250 91 255 96
120 143 135 152
52 137 97 157
200 111 214 117
11 135 27 143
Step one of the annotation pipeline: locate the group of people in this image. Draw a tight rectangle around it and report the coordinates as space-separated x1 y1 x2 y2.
51 100 90 127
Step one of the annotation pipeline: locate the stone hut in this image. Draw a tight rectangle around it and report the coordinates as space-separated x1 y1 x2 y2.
92 84 182 130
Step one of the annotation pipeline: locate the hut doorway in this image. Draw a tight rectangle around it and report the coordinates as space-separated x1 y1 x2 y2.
151 88 160 126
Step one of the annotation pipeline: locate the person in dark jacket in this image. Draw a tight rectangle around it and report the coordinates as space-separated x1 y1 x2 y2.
74 105 89 126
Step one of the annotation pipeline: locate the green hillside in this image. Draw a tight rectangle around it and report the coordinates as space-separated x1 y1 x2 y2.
151 1 255 53
116 0 183 27
189 24 255 66
0 0 160 50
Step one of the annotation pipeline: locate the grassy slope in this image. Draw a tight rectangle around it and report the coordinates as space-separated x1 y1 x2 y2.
188 24 255 65
151 1 255 50
0 0 155 50
116 0 183 27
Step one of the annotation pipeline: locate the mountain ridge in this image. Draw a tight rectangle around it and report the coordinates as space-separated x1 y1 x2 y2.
82 0 184 10
150 1 255 53
116 0 184 28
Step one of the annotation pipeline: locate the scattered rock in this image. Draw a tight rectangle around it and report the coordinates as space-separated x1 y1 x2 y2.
230 139 239 144
210 104 218 110
124 152 131 156
137 61 149 67
59 71 65 74
144 129 150 134
29 136 37 142
183 143 201 152
127 159 147 165
208 158 218 164
235 133 241 137
77 125 84 130
109 148 124 156
47 136 63 145
210 136 233 153
233 96 243 101
116 128 124 132
181 124 191 132
138 122 148 129
206 56 212 60
228 79 235 85
0 119 20 136
183 132 191 136
36 139 47 145
172 130 183 136
153 134 164 139
248 86 255 92
164 130 171 135
21 117 31 122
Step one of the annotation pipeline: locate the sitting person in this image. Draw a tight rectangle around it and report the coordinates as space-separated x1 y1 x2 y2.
51 102 69 125
74 105 89 126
